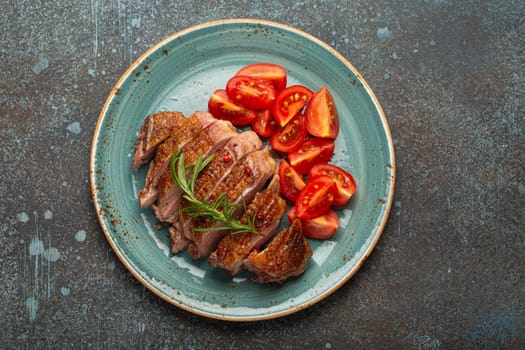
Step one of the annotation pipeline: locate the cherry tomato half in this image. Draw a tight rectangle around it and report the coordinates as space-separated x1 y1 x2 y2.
272 85 313 127
288 206 339 240
278 159 306 202
208 89 256 126
287 138 335 174
305 86 339 138
309 163 356 206
270 113 308 153
251 109 278 138
225 75 276 110
295 175 338 220
235 63 287 92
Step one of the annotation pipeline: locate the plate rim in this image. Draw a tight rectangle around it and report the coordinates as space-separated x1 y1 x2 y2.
89 18 396 321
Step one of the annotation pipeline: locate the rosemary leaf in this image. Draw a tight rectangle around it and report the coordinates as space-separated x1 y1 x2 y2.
169 151 258 235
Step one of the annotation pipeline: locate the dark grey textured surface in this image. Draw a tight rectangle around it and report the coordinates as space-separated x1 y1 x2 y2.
1 1 524 348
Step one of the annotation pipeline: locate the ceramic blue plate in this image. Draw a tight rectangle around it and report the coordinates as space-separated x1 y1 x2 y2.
90 19 395 321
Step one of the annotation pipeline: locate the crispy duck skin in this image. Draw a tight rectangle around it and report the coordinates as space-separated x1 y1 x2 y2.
243 219 312 284
138 111 215 208
131 111 186 170
152 119 237 223
208 175 286 275
187 148 276 259
169 131 263 254
193 131 262 202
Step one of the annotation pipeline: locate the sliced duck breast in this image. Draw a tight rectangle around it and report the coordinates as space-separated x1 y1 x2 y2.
243 219 312 284
187 148 276 259
138 111 216 208
169 131 263 254
131 111 186 170
208 175 286 275
152 119 237 223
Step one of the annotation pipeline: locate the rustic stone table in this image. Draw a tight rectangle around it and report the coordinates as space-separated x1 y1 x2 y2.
2 1 523 348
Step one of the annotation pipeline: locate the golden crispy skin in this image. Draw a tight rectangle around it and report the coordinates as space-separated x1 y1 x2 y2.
189 130 261 203
138 114 206 208
131 111 186 170
188 148 276 259
172 131 263 253
243 219 312 284
209 176 286 275
147 114 204 179
154 119 237 222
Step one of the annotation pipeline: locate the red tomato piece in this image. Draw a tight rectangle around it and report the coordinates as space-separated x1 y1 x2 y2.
270 113 308 153
295 175 338 220
305 86 339 138
288 206 339 240
225 75 276 110
287 138 335 174
251 109 278 138
309 163 356 206
208 89 257 126
235 63 287 91
272 85 313 127
278 159 306 202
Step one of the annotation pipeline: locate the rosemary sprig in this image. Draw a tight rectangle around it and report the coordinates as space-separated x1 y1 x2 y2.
169 150 258 235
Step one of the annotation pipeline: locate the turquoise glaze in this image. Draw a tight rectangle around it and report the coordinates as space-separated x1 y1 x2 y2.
90 19 395 321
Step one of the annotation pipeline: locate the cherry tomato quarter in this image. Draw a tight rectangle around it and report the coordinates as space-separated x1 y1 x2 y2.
278 159 306 202
287 138 335 174
305 86 339 138
208 89 257 126
270 113 308 153
309 163 356 206
251 109 278 138
295 175 338 220
225 75 276 110
288 206 339 240
272 85 313 127
235 63 287 91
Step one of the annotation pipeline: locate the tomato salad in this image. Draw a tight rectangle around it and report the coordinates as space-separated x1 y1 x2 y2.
207 63 356 240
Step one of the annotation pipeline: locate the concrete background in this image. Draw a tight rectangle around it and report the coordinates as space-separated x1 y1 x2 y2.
1 0 523 348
